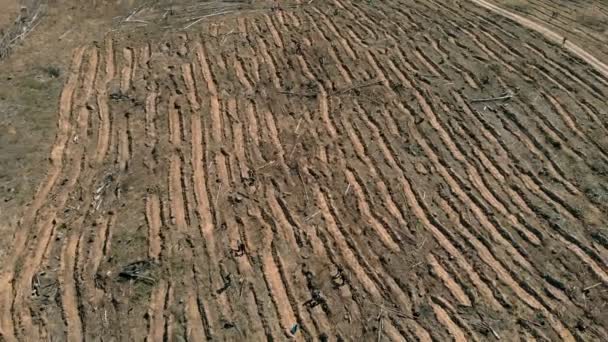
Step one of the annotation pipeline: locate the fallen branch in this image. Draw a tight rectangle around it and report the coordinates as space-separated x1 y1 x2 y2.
304 211 321 222
368 301 412 319
377 308 384 342
183 10 236 30
477 312 500 340
470 92 513 103
583 282 603 292
0 3 45 60
332 79 383 95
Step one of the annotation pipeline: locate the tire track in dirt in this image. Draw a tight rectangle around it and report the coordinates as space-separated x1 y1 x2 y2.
358 34 576 328
378 54 545 274
38 44 98 330
263 14 284 49
210 29 321 335
85 216 113 307
116 47 133 171
51 45 102 340
264 189 333 336
354 100 503 312
438 23 592 198
309 186 412 341
145 194 162 260
332 4 568 260
340 126 405 251
431 300 468 342
451 91 586 215
262 208 318 340
293 13 433 317
146 280 167 342
542 92 608 160
222 98 290 340
184 272 207 341
222 106 277 341
522 44 606 100
290 10 480 336
144 90 158 171
60 233 84 342
578 99 608 134
465 0 608 78
427 254 471 307
402 103 579 318
442 103 608 300
379 49 544 248
7 46 92 341
426 35 480 89
456 104 608 272
247 206 303 340
95 38 116 165
188 51 239 335
6 2 608 339
435 197 575 341
309 7 357 61
249 22 281 89
174 60 222 339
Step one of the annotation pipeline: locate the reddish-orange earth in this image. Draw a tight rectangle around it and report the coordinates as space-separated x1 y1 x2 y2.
1 0 608 341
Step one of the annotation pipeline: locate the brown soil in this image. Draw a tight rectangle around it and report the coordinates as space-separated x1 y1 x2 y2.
496 0 608 62
0 0 19 28
1 0 608 341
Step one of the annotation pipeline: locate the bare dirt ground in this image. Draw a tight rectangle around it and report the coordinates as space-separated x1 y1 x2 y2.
496 0 608 62
0 0 20 28
1 0 608 341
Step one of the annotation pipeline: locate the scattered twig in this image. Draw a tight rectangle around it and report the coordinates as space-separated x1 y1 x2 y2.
369 301 412 319
518 317 542 327
478 313 500 340
332 79 383 95
118 260 156 284
183 10 236 30
289 131 303 159
255 160 276 171
344 183 351 196
294 118 303 135
0 4 45 60
377 308 384 342
304 211 321 222
416 237 427 251
583 282 603 292
238 279 246 299
120 3 150 25
297 166 309 208
214 183 223 208
220 28 235 45
470 92 513 103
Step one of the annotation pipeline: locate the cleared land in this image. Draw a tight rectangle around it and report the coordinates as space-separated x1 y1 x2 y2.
496 0 608 62
1 0 608 341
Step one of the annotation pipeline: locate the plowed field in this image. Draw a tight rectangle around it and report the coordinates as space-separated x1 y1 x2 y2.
1 0 608 341
496 0 608 62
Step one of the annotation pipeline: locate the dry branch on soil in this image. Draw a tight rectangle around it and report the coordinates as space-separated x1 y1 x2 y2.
470 91 514 103
0 0 45 60
113 0 260 30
